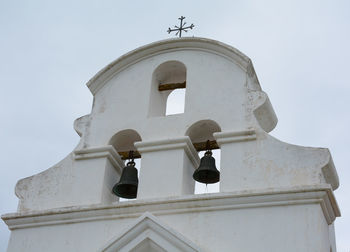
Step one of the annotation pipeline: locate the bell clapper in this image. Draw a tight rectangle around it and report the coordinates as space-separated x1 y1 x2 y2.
127 150 135 168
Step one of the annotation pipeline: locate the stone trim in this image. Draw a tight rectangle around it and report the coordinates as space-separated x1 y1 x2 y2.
135 136 200 168
213 129 256 145
2 185 340 230
74 145 124 174
100 212 200 252
321 155 339 190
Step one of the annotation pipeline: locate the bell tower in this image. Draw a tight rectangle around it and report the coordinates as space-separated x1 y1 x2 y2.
2 37 340 252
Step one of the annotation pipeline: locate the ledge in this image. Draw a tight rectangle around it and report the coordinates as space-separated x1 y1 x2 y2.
74 145 124 174
2 185 340 230
214 129 256 145
135 136 200 168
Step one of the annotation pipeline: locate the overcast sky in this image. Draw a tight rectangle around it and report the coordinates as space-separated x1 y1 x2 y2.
1 0 349 251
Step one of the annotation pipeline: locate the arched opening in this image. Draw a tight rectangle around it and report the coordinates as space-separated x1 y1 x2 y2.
148 61 187 117
165 88 185 115
108 129 142 201
109 129 142 154
194 149 221 194
186 120 222 194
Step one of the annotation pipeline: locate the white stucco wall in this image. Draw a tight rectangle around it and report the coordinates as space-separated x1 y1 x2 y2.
5 188 338 252
2 37 340 251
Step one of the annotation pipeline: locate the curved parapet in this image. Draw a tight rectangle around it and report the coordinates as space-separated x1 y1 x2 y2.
214 130 339 192
15 144 124 212
86 37 256 95
251 90 278 132
15 153 76 212
9 37 338 212
321 154 339 190
74 114 91 137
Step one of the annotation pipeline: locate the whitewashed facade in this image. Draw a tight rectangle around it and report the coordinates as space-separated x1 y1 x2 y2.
2 38 340 252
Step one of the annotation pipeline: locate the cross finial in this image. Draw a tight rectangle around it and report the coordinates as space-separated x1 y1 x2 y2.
167 16 194 38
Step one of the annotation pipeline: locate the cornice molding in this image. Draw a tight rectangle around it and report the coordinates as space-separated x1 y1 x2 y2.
74 145 124 174
2 185 340 230
214 129 256 145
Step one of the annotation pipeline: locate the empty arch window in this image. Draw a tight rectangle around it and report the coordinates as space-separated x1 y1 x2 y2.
165 88 185 115
148 61 186 117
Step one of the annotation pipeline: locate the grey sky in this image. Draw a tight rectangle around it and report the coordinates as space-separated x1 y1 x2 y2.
1 0 349 251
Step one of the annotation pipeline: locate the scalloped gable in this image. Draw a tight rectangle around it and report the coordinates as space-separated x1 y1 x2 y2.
86 37 261 95
100 212 201 252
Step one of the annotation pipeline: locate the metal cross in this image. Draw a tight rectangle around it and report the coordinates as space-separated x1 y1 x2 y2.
167 16 194 38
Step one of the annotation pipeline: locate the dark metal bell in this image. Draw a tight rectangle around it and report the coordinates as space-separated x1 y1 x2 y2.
193 150 220 184
113 161 138 199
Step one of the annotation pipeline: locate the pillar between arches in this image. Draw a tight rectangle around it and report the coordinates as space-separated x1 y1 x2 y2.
214 129 257 193
74 145 124 205
135 136 199 199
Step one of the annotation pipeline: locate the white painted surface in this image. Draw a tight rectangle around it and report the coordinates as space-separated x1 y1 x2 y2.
101 212 200 252
1 38 340 251
136 137 198 199
3 187 339 252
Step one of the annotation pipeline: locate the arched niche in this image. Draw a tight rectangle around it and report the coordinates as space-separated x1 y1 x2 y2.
154 60 186 84
109 129 142 158
148 61 187 117
186 120 221 146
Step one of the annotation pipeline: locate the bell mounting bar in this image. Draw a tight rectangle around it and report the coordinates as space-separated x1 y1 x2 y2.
117 140 219 159
118 151 142 160
192 140 219 152
158 81 186 91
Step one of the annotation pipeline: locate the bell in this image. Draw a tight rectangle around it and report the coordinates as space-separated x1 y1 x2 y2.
193 141 220 184
113 157 139 199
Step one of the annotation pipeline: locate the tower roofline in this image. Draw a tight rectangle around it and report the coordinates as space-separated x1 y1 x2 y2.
86 37 260 95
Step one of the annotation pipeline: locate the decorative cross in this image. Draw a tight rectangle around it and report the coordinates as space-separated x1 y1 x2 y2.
167 16 194 38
